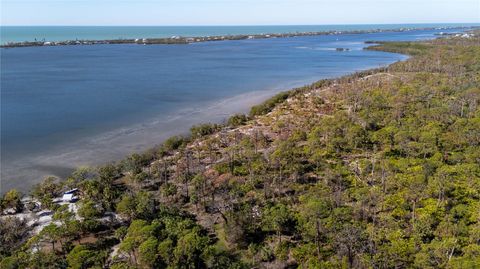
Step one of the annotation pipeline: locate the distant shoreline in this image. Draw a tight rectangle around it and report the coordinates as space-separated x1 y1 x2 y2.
0 28 466 194
1 26 474 48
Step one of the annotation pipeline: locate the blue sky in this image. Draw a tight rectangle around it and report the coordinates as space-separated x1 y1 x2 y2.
1 0 479 26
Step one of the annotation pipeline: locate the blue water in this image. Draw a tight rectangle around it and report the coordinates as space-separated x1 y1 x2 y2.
0 27 465 192
1 24 478 44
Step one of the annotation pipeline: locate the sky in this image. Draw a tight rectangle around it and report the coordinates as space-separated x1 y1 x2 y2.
1 0 479 26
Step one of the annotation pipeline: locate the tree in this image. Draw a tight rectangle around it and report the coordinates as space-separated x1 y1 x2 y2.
31 176 61 210
134 191 156 220
78 201 103 220
1 189 22 212
66 245 105 269
28 250 66 269
64 166 95 189
40 223 62 251
98 163 120 185
297 183 333 258
138 237 159 268
119 220 156 266
262 204 294 243
123 153 149 175
333 224 368 268
173 229 209 268
52 205 82 245
0 217 30 257
116 194 137 221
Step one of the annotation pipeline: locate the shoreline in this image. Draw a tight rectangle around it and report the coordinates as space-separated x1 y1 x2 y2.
0 26 472 48
0 29 457 194
1 27 478 269
0 88 288 193
1 31 417 193
0 57 407 194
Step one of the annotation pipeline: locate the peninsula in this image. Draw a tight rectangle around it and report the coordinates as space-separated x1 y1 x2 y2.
1 26 474 48
1 31 479 268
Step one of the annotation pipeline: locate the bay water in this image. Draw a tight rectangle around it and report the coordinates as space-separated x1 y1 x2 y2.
0 26 466 192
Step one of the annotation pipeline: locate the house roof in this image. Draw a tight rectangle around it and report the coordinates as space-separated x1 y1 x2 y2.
62 193 75 201
64 188 78 194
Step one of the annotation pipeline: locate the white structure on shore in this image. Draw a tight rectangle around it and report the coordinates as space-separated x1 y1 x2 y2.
62 188 79 203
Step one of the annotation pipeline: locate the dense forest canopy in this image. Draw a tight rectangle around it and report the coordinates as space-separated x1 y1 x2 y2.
1 32 479 269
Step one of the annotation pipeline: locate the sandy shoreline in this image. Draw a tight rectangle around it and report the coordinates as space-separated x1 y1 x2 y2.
0 34 417 194
1 52 413 194
0 88 284 193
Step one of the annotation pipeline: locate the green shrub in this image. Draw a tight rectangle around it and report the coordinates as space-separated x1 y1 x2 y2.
227 114 248 127
163 135 187 152
249 91 290 117
190 123 220 139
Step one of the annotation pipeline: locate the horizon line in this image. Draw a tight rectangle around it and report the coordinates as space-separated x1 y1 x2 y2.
2 22 480 27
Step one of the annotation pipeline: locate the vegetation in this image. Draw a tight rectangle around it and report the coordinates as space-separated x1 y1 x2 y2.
1 33 479 268
249 91 291 117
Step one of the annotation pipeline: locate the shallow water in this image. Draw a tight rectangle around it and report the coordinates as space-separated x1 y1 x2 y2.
0 28 463 192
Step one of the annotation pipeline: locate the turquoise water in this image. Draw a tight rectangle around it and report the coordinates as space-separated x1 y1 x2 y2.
1 24 478 44
0 27 467 192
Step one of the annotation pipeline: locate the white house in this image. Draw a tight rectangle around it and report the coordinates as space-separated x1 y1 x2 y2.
62 189 79 203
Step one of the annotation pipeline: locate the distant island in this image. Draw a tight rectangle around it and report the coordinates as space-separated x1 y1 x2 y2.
1 26 475 48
